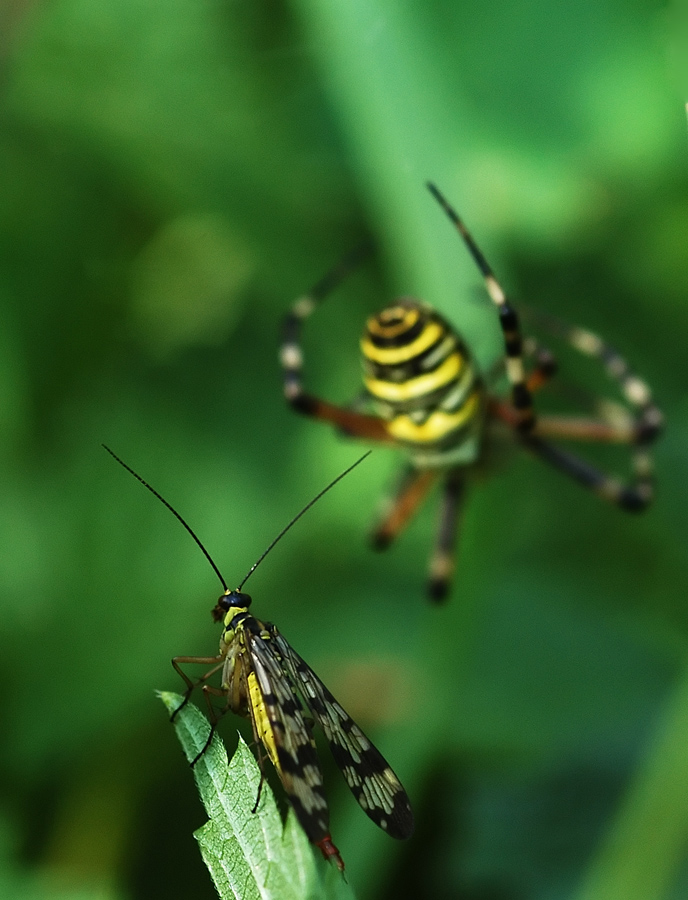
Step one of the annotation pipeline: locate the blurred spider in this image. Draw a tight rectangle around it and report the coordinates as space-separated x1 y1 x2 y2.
280 183 663 601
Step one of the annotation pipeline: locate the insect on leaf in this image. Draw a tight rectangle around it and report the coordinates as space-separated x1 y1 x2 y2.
159 691 355 900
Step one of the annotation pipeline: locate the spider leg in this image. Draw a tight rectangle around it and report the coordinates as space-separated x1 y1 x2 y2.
489 399 656 507
521 433 654 511
428 469 466 602
484 337 557 394
549 315 662 441
490 402 642 443
506 311 661 508
523 337 558 393
427 182 535 432
280 244 394 442
370 465 439 550
532 414 638 443
493 320 662 446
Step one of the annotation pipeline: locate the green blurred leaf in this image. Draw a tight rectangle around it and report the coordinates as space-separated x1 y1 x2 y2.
0 813 121 900
574 658 688 900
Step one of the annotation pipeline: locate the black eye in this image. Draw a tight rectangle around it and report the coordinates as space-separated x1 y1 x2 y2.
217 590 252 610
232 591 252 608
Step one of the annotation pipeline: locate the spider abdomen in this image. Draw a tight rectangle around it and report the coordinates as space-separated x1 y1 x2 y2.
361 299 485 465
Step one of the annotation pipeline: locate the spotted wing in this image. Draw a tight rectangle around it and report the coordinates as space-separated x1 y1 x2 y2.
273 630 414 840
244 626 332 846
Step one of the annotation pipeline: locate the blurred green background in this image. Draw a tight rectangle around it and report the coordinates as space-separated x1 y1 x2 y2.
1 0 688 898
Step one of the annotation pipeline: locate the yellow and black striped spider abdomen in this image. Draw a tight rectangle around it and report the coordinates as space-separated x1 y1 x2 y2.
361 299 485 465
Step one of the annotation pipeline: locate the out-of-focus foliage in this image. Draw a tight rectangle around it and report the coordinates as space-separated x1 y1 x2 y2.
0 0 687 898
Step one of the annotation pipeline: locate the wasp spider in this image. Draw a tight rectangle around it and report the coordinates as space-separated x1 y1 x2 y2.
280 184 663 601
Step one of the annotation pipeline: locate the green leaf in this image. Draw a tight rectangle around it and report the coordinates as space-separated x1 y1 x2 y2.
158 692 354 900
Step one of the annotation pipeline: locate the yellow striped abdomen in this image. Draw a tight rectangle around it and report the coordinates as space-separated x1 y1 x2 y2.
361 299 485 465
